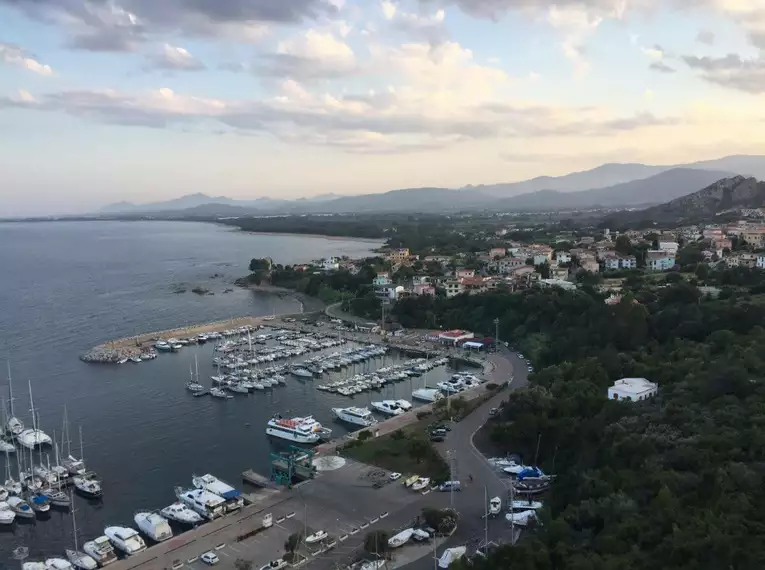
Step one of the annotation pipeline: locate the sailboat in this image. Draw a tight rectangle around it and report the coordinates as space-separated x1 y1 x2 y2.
43 442 71 508
72 427 103 499
186 357 204 393
17 380 52 449
4 446 22 496
0 398 16 453
66 493 99 570
61 408 86 476
5 363 24 437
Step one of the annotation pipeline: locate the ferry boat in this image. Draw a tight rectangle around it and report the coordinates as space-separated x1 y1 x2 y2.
191 474 244 512
104 526 147 555
266 415 332 444
332 407 377 427
175 486 226 520
134 511 173 542
82 536 118 566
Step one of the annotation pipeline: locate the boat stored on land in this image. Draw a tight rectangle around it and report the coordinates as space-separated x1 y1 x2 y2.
388 529 414 548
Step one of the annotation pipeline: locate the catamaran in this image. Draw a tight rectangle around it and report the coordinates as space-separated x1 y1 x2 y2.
17 380 52 449
332 407 377 427
266 415 332 444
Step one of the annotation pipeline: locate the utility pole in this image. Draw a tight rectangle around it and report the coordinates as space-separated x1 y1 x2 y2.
493 318 499 352
446 450 457 508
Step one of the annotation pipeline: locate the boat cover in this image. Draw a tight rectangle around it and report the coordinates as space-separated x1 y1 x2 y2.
220 489 241 500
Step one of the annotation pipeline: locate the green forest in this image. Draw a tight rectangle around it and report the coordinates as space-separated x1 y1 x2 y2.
393 274 765 569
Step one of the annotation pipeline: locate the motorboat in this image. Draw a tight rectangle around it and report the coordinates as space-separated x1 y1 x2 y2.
34 465 59 486
304 530 328 544
411 389 443 403
154 341 172 352
43 487 71 508
66 550 97 570
134 511 173 542
0 501 15 524
175 486 226 520
4 478 23 496
438 546 466 568
510 499 543 510
290 367 313 379
371 400 404 416
332 407 377 427
82 536 118 566
104 526 147 555
27 491 51 512
0 487 6 501
394 399 413 411
411 477 430 491
192 474 243 512
266 415 332 444
7 495 34 518
388 528 414 548
437 381 463 394
0 439 15 453
227 383 250 394
210 387 231 399
46 559 75 570
62 455 86 476
73 475 103 499
404 475 419 488
505 510 537 526
23 564 48 570
160 502 203 526
488 497 501 516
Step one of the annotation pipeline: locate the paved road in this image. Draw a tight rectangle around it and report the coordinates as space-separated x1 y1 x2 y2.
406 348 530 568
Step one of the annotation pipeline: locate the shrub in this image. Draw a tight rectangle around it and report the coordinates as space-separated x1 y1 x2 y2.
358 430 373 441
234 560 253 570
390 430 406 441
485 383 498 390
364 530 391 555
416 410 433 420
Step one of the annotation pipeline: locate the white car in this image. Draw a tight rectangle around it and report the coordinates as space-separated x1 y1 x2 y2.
201 552 219 566
389 472 402 481
305 530 329 544
260 560 288 570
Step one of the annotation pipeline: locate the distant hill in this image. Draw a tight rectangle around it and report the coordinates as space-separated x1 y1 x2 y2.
495 168 734 211
614 176 765 224
96 154 765 216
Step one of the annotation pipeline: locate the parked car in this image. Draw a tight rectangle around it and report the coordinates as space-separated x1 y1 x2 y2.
430 433 445 442
488 408 499 417
439 480 462 492
201 552 219 566
260 560 288 570
389 472 402 481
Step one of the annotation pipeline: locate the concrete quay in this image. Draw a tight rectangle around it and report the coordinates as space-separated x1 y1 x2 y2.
108 459 452 570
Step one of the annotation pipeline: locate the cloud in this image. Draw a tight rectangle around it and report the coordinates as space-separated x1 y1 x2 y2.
380 1 447 43
0 42 54 75
683 53 765 93
147 44 205 71
546 5 604 74
696 29 715 45
0 0 337 49
254 29 357 79
650 61 676 73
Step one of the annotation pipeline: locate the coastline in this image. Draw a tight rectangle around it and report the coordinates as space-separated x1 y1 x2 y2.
244 283 326 313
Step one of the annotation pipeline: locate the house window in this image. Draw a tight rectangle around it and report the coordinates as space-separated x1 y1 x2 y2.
612 393 618 400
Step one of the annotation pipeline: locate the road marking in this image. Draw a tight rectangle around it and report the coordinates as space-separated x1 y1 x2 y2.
219 551 231 558
229 545 242 553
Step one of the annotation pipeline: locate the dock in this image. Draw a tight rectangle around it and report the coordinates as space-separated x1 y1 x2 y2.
242 469 276 488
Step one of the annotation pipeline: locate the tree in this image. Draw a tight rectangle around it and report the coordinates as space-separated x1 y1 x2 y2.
364 530 391 556
407 437 431 464
284 532 302 555
234 560 253 570
614 235 633 255
249 258 273 272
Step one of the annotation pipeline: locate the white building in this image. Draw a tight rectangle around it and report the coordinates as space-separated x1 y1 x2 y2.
607 378 658 402
555 252 571 265
658 241 679 255
757 255 765 269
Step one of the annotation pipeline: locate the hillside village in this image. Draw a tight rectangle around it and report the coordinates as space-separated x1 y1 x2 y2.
292 217 765 313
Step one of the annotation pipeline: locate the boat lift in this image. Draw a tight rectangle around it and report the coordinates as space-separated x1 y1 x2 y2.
269 446 316 487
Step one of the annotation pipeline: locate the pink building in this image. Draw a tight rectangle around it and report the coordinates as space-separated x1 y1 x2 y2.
412 283 436 296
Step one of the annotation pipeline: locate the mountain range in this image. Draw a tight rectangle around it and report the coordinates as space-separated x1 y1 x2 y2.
98 155 765 216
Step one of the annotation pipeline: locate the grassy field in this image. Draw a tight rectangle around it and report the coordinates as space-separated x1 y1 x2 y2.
341 417 450 481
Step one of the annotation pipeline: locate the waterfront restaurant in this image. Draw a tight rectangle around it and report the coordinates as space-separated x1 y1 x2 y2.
438 330 475 346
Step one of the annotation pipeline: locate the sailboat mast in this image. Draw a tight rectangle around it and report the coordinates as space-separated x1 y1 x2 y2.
79 425 84 464
195 354 200 382
71 490 80 551
28 379 37 433
64 405 72 457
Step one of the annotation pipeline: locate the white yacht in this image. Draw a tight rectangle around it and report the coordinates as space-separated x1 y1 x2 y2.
134 511 173 542
46 559 75 570
411 388 443 403
0 501 15 524
266 415 332 444
0 439 14 453
210 387 231 399
332 407 377 427
82 536 118 566
290 367 313 379
160 502 203 526
62 455 86 475
175 487 226 520
192 474 244 512
437 381 464 394
394 399 413 412
154 341 172 352
66 550 97 570
371 400 404 416
74 475 103 498
23 563 48 570
104 526 147 555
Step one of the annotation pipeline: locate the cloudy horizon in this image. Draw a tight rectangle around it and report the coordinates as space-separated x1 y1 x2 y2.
1 0 764 216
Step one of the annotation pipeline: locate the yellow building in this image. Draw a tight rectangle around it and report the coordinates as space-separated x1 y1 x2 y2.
387 248 411 264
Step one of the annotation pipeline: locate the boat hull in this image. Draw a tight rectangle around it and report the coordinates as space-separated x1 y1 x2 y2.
265 427 319 444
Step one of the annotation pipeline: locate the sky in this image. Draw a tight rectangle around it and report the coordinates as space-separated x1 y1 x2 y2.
1 0 764 215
